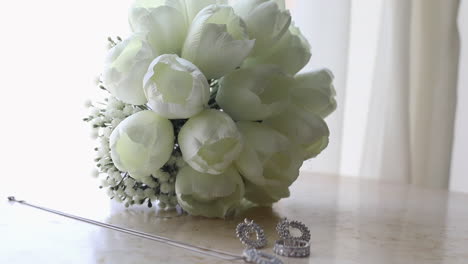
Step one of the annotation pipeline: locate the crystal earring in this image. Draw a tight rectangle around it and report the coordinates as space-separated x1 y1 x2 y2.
236 218 267 249
276 218 311 242
274 218 311 258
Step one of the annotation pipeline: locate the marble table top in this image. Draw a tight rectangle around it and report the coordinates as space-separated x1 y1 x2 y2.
2 172 468 264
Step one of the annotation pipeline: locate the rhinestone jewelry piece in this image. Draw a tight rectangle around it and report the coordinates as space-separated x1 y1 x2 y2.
236 219 267 249
243 248 283 264
276 218 311 242
273 239 310 258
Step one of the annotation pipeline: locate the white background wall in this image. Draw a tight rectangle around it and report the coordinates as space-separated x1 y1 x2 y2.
0 0 130 199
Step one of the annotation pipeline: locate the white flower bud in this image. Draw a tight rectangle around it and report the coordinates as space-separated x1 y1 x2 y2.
111 118 123 128
123 105 134 116
124 177 136 187
84 100 93 108
141 176 158 188
90 107 101 116
175 166 244 218
106 188 115 197
108 178 117 186
110 111 174 180
90 130 99 139
182 5 255 79
132 107 142 114
160 182 174 193
125 187 136 196
264 106 330 159
91 169 100 178
144 188 156 199
103 127 112 138
111 171 123 181
290 69 337 118
216 65 291 121
235 121 303 205
153 170 170 182
232 0 291 56
169 196 178 206
129 2 187 55
100 179 110 187
243 24 311 75
143 54 210 119
135 189 145 199
102 34 154 105
178 110 243 174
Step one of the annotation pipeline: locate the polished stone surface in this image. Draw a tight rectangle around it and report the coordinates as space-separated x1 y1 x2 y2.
2 173 468 264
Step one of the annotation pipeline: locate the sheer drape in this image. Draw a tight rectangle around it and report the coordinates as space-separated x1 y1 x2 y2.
451 0 468 192
360 0 413 183
292 0 466 191
289 0 351 175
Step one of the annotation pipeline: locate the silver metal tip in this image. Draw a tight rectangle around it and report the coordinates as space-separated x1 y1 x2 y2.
7 196 16 202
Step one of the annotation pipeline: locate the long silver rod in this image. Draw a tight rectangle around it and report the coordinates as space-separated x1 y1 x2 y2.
7 196 244 262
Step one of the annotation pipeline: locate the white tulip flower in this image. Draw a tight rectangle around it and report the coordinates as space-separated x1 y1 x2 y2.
102 34 154 105
243 24 311 75
170 0 229 24
235 121 303 205
129 2 187 55
175 166 244 218
182 4 255 79
215 65 291 121
143 54 210 119
110 111 174 180
129 0 227 31
129 0 167 30
264 106 329 159
291 69 337 118
232 0 291 56
178 109 243 174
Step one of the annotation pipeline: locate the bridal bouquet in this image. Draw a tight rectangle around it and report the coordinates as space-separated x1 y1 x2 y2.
85 0 336 218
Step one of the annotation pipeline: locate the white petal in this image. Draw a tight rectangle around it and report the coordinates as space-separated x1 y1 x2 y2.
102 34 154 105
175 166 244 218
129 0 166 30
216 65 291 121
273 0 286 10
234 143 263 184
110 111 174 180
244 180 290 205
129 0 229 29
232 0 291 56
169 0 228 24
143 54 210 119
130 6 187 55
234 121 303 204
182 5 255 79
264 106 330 159
178 109 243 174
291 69 337 118
176 166 238 199
243 24 311 75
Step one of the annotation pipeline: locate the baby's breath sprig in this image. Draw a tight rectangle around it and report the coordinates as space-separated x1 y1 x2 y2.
107 36 122 48
85 95 180 209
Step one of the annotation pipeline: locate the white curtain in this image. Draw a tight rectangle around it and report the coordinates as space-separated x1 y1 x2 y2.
451 0 468 192
291 0 466 191
288 0 351 175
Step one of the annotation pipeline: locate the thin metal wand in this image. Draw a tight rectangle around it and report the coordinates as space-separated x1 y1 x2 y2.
7 196 244 262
